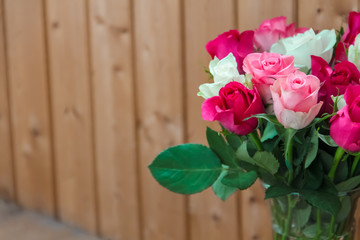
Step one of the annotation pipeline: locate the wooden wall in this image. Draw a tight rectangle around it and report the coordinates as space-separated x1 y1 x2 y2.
0 0 359 239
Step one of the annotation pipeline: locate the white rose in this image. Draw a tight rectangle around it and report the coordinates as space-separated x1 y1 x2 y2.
198 53 251 99
270 28 336 71
348 34 360 70
331 95 346 111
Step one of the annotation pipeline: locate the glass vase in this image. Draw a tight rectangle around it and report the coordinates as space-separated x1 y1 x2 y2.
269 189 360 240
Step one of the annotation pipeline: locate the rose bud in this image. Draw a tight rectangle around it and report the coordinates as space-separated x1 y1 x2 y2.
201 82 264 135
254 16 308 52
270 71 323 129
243 52 297 104
330 85 360 152
206 30 254 74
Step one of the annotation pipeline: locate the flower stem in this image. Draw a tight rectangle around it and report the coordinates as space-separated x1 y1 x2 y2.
328 212 336 239
328 147 345 181
315 209 322 239
281 195 296 240
249 130 264 151
285 128 296 185
351 155 360 177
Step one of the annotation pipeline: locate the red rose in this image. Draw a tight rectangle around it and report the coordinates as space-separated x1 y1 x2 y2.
206 30 254 74
311 56 360 114
201 82 264 135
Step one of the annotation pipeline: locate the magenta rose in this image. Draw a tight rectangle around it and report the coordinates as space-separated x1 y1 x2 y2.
311 55 360 114
270 71 323 129
206 30 254 74
254 16 308 52
343 11 360 45
330 85 360 152
201 82 264 135
243 52 297 104
334 11 360 63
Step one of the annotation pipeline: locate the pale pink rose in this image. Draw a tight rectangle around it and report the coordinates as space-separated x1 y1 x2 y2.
243 52 297 104
254 16 308 52
270 71 323 129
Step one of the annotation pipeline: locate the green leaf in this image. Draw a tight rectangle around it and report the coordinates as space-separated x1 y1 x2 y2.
212 168 237 201
303 224 317 238
318 133 338 147
335 196 351 223
265 184 295 199
303 160 323 190
336 175 360 192
253 151 280 175
300 189 341 215
284 128 297 171
225 133 242 150
292 202 312 228
148 144 222 194
206 127 238 168
235 142 279 175
221 171 257 190
261 122 277 142
304 128 319 168
235 141 255 164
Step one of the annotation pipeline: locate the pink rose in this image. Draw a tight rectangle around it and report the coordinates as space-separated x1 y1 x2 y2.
311 56 360 114
343 11 360 45
206 30 254 74
270 71 323 129
243 52 297 104
254 16 308 52
201 82 264 135
330 85 360 152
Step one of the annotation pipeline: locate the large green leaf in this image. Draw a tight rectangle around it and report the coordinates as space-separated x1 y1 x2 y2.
300 184 341 216
206 127 238 168
148 144 222 194
221 171 257 190
212 168 238 201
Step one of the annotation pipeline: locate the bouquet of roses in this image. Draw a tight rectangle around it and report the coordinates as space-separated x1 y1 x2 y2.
149 12 360 239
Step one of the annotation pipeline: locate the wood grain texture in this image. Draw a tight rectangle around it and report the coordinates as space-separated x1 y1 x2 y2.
240 181 272 240
0 0 14 200
45 0 97 232
88 0 139 239
133 0 187 239
184 1 240 240
4 0 54 215
298 0 358 29
237 0 296 31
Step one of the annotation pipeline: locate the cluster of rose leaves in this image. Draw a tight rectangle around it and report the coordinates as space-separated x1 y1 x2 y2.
200 13 360 153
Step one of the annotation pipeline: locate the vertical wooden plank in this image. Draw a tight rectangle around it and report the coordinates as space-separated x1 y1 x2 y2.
134 0 186 240
184 1 240 240
237 0 295 31
298 0 358 29
4 0 55 215
88 0 139 239
0 0 14 200
45 0 97 232
237 1 297 239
